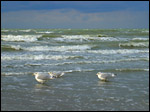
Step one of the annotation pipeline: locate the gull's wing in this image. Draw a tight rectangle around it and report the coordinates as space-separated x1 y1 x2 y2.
37 73 50 80
50 72 64 77
100 73 113 78
55 72 64 76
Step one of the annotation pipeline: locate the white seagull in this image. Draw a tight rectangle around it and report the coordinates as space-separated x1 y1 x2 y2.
33 72 53 84
96 72 117 81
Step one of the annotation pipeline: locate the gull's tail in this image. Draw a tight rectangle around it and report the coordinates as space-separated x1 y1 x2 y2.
60 72 65 77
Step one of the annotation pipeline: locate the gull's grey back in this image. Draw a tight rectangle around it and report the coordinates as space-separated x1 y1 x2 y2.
100 72 115 79
37 72 51 80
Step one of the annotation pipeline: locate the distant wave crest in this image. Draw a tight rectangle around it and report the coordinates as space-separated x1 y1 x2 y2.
1 35 42 42
1 54 85 61
119 42 149 48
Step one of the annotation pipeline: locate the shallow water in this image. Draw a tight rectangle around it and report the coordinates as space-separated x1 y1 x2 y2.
1 29 149 111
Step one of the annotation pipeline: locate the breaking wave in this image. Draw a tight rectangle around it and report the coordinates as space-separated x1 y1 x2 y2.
36 31 54 34
18 29 32 32
115 68 149 72
131 38 149 42
2 44 148 55
1 72 29 76
53 35 119 42
1 35 42 42
1 45 22 51
119 42 149 48
1 30 9 32
86 49 148 54
1 54 84 61
1 45 92 52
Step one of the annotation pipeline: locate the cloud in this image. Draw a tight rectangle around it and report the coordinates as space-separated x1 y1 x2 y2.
1 9 149 29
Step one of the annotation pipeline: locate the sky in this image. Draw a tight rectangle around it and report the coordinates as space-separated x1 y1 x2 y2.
1 1 149 29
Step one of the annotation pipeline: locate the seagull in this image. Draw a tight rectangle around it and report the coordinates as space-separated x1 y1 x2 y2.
33 72 53 84
48 72 64 79
96 72 117 81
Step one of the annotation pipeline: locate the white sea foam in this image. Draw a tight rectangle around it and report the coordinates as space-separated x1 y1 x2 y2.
144 69 149 71
141 30 149 33
3 44 149 55
1 54 83 61
132 38 149 41
62 35 90 39
115 68 149 72
64 69 95 73
119 42 149 48
97 37 119 41
1 72 25 76
54 35 119 42
86 49 149 54
19 29 32 32
55 35 91 42
1 30 9 32
1 35 42 42
36 31 53 34
1 72 33 76
11 45 91 51
9 45 22 50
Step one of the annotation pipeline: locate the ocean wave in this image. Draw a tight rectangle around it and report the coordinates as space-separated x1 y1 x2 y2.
119 42 149 48
26 57 148 67
141 30 149 33
1 45 22 51
1 30 9 32
2 44 149 54
53 35 119 42
18 29 32 32
132 38 149 41
1 35 42 42
115 68 149 72
61 57 148 65
7 45 92 52
1 72 28 76
1 54 85 61
36 31 54 34
64 69 95 73
24 63 44 66
55 35 91 42
2 64 24 68
86 49 149 54
39 34 62 39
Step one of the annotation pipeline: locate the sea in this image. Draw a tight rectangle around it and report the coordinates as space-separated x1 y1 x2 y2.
1 28 149 111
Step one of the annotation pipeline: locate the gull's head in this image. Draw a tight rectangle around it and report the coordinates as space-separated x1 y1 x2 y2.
96 72 102 75
48 72 53 75
33 72 38 76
